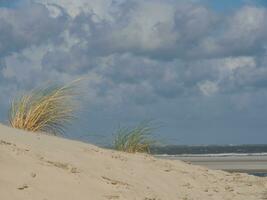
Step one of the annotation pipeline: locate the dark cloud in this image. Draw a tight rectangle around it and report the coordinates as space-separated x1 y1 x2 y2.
0 3 68 57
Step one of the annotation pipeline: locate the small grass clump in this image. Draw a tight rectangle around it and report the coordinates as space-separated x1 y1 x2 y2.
113 121 156 153
9 81 79 135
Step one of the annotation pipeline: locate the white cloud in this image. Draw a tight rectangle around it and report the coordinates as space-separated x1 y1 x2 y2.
220 56 256 71
113 1 176 50
227 6 266 38
198 80 219 96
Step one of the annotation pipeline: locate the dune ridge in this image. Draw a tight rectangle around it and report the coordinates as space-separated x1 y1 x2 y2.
0 124 266 200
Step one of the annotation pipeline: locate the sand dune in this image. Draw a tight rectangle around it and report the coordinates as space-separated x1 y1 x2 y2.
0 124 266 200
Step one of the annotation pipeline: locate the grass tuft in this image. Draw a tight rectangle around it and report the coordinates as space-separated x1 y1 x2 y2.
8 80 80 135
113 121 156 153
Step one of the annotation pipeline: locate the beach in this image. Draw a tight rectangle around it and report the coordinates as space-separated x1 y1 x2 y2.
1 124 267 200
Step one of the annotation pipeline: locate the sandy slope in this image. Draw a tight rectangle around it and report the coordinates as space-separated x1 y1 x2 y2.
0 124 266 200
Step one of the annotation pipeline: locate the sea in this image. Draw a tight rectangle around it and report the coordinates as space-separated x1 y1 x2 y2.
151 144 267 177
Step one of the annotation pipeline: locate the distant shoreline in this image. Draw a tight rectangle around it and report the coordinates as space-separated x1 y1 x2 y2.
150 144 267 155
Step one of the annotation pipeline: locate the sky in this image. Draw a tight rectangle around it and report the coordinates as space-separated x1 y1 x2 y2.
1 0 267 145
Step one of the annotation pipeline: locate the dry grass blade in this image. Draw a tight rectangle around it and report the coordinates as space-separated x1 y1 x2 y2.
9 80 79 135
113 121 156 153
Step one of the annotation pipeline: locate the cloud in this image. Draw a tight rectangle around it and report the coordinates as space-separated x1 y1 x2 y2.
0 3 67 57
198 80 219 96
195 6 267 58
1 1 267 101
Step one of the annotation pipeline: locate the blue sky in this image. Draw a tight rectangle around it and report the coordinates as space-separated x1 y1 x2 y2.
206 0 266 10
0 0 23 7
1 0 267 9
1 0 267 145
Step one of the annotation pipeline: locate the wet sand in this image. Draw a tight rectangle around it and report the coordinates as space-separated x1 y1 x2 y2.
156 155 267 173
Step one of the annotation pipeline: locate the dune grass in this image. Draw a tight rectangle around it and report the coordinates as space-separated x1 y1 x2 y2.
113 121 156 153
8 81 79 135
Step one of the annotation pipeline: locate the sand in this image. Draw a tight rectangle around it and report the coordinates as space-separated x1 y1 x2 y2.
0 124 267 200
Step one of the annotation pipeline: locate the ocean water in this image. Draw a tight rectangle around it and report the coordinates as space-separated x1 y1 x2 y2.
150 144 267 155
151 144 267 177
249 172 267 177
